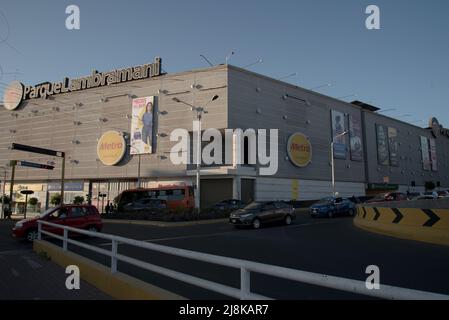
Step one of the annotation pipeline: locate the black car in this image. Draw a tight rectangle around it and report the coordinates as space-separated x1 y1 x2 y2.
229 201 295 229
212 199 245 211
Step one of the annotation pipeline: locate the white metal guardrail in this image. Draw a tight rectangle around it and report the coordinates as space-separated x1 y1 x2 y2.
37 220 449 300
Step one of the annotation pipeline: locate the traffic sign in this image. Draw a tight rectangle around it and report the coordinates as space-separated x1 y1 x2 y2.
18 161 54 170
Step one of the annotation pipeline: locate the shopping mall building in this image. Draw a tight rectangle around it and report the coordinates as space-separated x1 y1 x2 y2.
1 57 449 212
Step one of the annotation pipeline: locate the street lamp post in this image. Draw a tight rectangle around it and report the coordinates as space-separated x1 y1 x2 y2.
172 95 219 216
331 131 349 197
0 166 7 219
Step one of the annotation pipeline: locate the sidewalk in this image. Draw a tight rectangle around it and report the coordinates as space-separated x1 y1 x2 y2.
0 248 112 300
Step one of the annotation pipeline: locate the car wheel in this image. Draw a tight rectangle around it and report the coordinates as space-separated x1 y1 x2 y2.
252 218 261 229
328 211 334 218
285 215 293 225
26 229 38 242
348 208 355 217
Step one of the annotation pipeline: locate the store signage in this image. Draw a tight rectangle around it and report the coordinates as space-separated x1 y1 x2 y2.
429 117 449 139
287 132 312 167
97 131 126 166
2 57 162 111
367 183 399 191
48 181 84 192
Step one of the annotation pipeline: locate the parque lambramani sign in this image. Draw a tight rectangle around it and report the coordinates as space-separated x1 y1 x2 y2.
2 57 162 111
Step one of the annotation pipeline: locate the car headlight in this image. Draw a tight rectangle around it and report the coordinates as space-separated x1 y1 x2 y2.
15 222 23 228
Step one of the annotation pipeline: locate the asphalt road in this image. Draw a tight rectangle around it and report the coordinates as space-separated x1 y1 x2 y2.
2 214 449 299
0 220 110 300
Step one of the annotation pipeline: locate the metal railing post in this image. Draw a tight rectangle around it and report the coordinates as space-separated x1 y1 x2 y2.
240 268 251 299
111 239 118 273
63 229 68 251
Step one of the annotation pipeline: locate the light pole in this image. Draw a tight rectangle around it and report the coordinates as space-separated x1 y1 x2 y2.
0 166 7 219
172 95 219 215
129 145 142 188
331 131 348 197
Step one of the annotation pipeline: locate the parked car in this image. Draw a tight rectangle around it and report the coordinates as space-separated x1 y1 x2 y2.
309 197 356 218
229 201 295 229
212 199 245 211
406 192 422 200
365 192 407 204
12 205 103 242
417 191 438 200
437 191 449 199
121 198 167 212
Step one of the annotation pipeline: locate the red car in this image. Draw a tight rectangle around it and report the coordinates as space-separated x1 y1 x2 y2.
12 205 103 242
365 192 407 204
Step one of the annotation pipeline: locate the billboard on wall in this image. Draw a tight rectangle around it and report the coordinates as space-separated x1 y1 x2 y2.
420 136 431 171
429 138 437 172
331 110 346 159
376 124 390 166
388 127 399 167
131 96 156 155
348 114 363 161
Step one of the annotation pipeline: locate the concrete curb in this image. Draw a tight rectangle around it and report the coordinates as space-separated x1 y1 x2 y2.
354 206 449 246
103 218 228 227
33 240 186 300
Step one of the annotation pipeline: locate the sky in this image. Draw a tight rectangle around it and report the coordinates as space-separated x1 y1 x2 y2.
0 0 448 127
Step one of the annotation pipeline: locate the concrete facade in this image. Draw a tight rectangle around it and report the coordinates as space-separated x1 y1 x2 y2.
0 62 448 211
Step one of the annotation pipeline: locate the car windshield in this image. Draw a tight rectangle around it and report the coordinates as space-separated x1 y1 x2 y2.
243 202 263 210
39 207 59 218
316 197 334 204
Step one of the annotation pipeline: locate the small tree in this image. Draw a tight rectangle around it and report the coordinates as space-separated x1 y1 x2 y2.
28 197 38 211
73 196 84 205
425 181 436 191
50 193 62 206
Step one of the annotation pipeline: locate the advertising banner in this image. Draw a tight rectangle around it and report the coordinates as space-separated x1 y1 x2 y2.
131 96 156 155
420 136 431 171
376 124 390 166
429 138 437 172
388 127 399 167
348 114 363 161
331 110 346 159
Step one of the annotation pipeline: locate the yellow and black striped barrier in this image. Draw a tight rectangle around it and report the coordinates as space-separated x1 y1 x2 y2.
354 205 449 246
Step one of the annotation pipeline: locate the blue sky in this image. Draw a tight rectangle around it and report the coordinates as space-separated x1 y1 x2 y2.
1 0 448 127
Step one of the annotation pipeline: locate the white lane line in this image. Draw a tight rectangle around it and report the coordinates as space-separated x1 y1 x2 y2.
98 231 233 246
11 268 19 277
21 256 43 269
97 220 337 246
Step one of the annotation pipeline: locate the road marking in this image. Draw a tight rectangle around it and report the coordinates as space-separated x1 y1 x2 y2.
10 268 19 277
21 256 43 269
98 220 340 246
